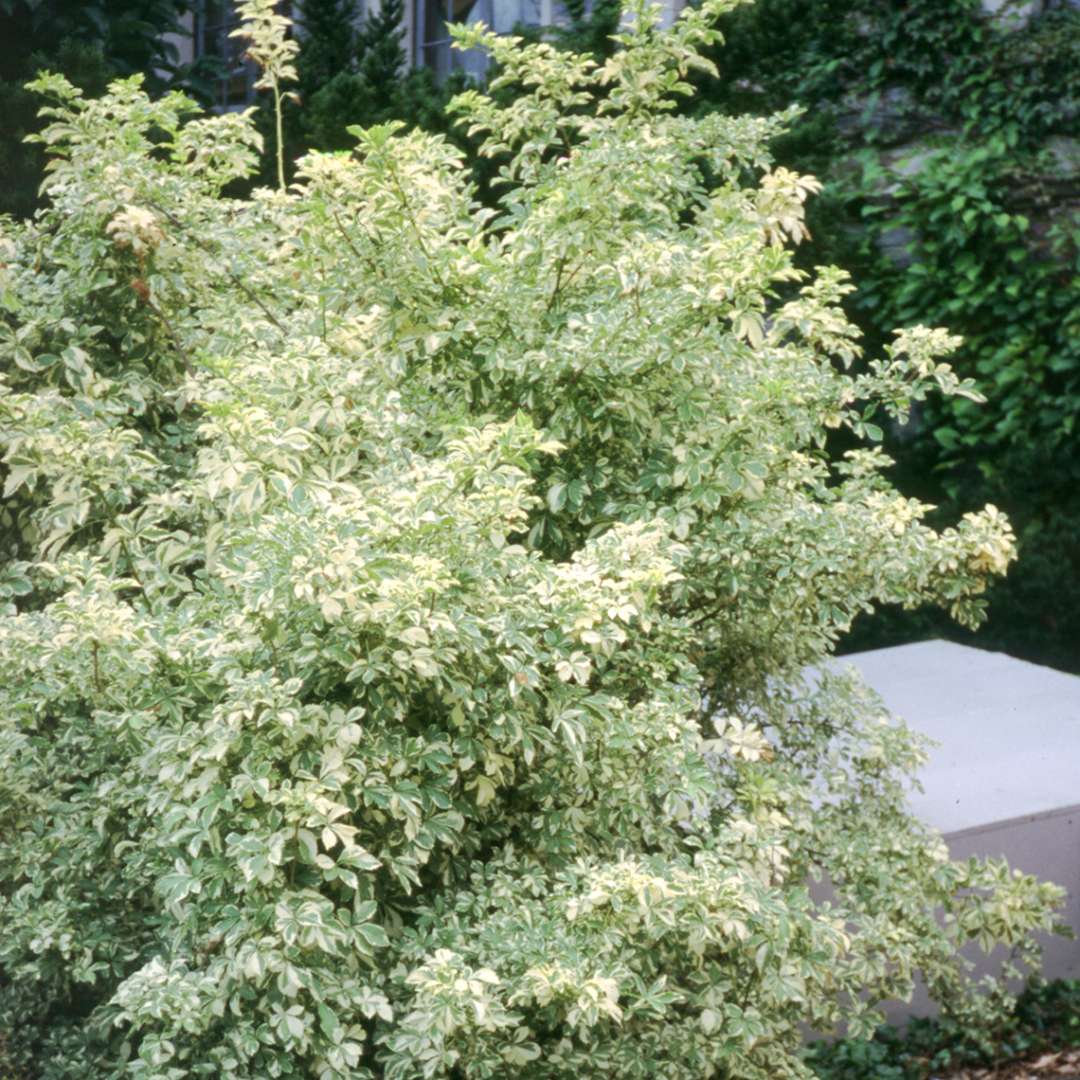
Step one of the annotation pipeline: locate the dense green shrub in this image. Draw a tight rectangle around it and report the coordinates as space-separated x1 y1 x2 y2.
0 2 1067 1076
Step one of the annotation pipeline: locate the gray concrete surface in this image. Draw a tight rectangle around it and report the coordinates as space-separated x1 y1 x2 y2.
838 640 1080 1019
843 640 1080 835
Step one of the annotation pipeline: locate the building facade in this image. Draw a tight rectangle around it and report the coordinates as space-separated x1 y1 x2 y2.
167 0 686 108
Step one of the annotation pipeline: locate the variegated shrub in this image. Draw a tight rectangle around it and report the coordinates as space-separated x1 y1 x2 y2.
0 2 1064 1077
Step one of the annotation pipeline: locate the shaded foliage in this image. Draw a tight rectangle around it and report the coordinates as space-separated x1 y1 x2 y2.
0 0 192 219
807 977 1080 1080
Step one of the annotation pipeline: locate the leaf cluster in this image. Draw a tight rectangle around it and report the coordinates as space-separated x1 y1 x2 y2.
0 0 193 220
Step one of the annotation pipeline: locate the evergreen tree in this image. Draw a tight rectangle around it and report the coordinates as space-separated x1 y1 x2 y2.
295 0 360 101
297 0 456 156
357 0 406 88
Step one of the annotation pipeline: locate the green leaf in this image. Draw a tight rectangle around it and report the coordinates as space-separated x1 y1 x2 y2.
318 1003 342 1043
547 481 568 513
356 921 390 950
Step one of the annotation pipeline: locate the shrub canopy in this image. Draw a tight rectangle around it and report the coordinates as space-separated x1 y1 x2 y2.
0 2 1065 1077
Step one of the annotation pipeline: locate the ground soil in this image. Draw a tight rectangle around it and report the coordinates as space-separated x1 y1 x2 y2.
940 1049 1080 1079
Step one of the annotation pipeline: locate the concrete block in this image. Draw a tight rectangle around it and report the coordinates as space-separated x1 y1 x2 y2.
838 640 1080 1019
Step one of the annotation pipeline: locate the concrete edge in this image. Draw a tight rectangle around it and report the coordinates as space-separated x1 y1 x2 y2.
944 801 1080 843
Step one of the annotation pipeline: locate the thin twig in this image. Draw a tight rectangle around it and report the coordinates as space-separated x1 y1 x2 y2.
144 294 194 376
92 640 102 694
119 539 154 614
329 206 383 281
546 255 568 313
384 159 449 291
273 81 286 193
329 205 364 261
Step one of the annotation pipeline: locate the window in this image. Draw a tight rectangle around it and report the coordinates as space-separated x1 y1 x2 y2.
192 0 295 110
416 0 552 79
